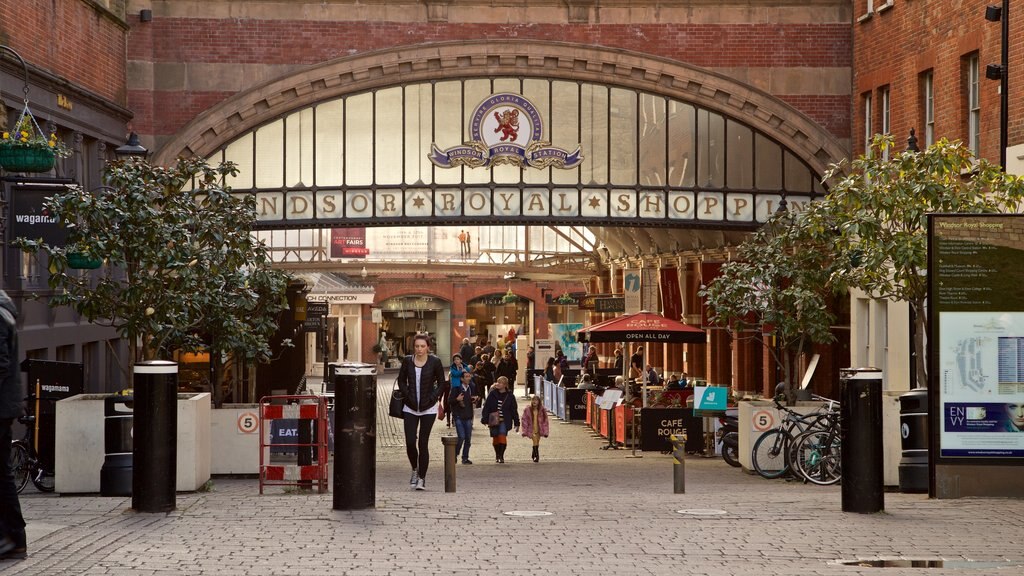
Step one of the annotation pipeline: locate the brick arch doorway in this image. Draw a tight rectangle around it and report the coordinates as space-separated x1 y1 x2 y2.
152 40 846 177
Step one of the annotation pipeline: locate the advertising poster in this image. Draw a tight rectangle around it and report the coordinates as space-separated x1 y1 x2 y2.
623 269 641 314
550 323 583 362
330 228 368 258
932 215 1024 458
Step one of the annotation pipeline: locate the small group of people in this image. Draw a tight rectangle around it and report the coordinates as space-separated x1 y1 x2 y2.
456 229 472 257
396 334 549 491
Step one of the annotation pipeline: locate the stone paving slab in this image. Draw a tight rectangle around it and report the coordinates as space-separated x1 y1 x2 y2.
7 403 1024 575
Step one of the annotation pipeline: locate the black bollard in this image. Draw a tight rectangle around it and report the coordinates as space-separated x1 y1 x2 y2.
840 368 884 513
132 360 178 513
333 363 377 510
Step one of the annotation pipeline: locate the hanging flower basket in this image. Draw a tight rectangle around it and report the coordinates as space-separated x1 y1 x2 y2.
0 142 55 173
67 252 103 269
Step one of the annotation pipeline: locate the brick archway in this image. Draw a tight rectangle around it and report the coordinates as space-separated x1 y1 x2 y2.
153 40 846 176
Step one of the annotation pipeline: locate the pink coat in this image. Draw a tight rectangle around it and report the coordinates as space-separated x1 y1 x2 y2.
520 405 549 438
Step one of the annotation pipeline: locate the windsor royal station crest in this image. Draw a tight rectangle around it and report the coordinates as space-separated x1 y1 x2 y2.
428 93 583 170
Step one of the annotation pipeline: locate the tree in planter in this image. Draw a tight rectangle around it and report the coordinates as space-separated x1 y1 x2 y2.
817 136 1024 389
700 207 841 402
15 157 290 404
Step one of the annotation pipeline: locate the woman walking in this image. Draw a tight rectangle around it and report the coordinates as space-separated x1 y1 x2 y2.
397 334 446 490
520 395 550 462
481 376 519 463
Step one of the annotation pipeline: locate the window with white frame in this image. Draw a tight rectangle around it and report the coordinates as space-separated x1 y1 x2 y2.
864 92 873 156
880 86 890 159
923 71 935 146
967 54 981 154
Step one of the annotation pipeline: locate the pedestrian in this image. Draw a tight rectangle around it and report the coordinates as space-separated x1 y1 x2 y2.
448 358 478 464
458 229 467 257
0 290 26 560
520 395 550 462
397 334 446 491
496 350 517 396
465 230 472 255
472 359 492 407
583 345 599 374
459 338 474 363
613 346 624 370
481 376 519 463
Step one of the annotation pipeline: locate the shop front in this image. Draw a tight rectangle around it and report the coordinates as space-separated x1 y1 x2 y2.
378 295 452 365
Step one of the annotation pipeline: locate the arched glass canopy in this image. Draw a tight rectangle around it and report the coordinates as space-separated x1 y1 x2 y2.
211 77 825 267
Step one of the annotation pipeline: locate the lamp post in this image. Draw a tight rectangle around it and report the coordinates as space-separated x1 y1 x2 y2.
114 132 148 158
985 2 1009 169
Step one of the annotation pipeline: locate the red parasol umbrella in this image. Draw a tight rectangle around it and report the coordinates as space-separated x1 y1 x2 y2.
577 311 706 344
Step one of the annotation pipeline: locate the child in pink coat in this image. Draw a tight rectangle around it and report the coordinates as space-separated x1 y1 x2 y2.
520 395 550 462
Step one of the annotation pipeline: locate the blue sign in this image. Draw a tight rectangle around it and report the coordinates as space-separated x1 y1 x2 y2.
693 386 728 413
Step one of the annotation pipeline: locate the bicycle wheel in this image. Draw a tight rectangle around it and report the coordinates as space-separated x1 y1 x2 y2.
793 430 841 485
9 441 30 494
31 467 55 492
752 429 792 479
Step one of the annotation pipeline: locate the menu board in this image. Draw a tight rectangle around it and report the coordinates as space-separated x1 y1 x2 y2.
931 215 1024 458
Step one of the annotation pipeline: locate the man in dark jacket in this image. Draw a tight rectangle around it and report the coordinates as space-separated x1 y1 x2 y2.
0 290 26 560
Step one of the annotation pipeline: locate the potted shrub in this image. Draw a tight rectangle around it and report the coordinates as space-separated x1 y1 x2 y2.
0 110 72 173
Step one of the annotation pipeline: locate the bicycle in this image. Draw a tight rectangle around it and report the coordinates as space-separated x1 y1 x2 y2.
791 407 842 485
9 408 55 493
750 394 838 480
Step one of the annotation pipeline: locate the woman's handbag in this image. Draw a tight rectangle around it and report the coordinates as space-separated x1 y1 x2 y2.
487 411 501 427
437 401 445 420
389 383 405 419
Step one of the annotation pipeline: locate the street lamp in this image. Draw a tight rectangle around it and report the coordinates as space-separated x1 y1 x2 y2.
985 2 1009 169
114 132 148 158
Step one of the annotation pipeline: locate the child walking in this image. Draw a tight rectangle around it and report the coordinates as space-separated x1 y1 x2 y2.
520 395 550 462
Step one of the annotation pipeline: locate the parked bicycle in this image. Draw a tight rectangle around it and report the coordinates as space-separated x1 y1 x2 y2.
9 405 55 493
750 393 838 480
790 405 842 485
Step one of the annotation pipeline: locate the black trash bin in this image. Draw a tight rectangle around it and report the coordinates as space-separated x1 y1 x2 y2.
898 388 929 493
100 395 133 497
332 362 377 510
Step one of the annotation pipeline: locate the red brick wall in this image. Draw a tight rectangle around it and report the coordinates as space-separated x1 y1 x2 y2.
853 1 1015 162
0 0 127 105
126 15 851 141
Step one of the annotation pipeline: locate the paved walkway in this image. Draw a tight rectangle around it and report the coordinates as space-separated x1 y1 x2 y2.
8 400 1024 575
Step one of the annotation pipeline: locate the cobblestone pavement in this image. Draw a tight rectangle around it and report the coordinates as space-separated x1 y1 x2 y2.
7 394 1024 576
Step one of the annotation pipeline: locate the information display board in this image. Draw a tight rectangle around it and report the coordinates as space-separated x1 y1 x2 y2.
930 214 1024 459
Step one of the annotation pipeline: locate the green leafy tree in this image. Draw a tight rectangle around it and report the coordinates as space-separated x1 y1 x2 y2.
15 157 290 404
701 209 840 401
820 136 1024 389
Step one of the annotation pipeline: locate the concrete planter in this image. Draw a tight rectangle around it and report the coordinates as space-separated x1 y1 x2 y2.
210 404 261 475
54 392 211 494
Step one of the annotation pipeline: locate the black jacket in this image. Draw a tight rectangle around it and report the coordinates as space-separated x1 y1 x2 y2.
448 382 476 420
481 389 520 429
397 354 446 412
0 291 23 420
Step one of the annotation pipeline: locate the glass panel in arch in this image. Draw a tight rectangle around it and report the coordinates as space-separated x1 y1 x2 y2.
580 84 608 185
375 87 403 185
667 100 695 187
754 133 782 190
697 110 725 189
638 93 666 186
433 81 462 186
284 108 313 187
345 93 373 186
255 119 283 189
224 132 253 190
404 84 433 185
726 120 753 190
524 78 552 185
784 151 813 193
609 88 637 186
493 78 520 94
315 100 343 186
550 80 580 186
463 79 491 185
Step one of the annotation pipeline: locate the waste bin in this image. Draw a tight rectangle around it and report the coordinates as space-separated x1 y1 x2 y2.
898 388 929 493
332 362 377 510
100 395 133 497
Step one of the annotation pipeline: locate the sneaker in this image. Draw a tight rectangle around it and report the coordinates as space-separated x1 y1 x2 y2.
414 477 426 491
409 469 417 487
462 459 473 465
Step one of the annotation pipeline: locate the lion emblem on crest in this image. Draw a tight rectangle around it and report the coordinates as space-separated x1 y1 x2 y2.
493 108 520 142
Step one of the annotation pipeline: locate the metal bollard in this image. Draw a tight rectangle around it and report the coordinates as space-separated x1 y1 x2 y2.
669 433 686 493
441 436 458 492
